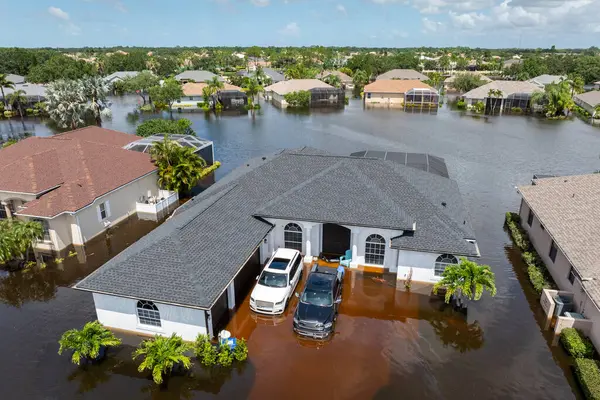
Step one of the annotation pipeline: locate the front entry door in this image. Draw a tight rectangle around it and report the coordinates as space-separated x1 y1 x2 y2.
321 223 351 257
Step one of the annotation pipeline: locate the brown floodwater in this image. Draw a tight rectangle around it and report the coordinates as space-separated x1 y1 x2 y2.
2 96 598 399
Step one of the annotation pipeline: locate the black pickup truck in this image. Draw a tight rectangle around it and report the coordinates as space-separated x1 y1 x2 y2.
292 264 343 339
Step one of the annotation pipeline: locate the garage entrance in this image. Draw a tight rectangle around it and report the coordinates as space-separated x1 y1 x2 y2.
321 223 351 259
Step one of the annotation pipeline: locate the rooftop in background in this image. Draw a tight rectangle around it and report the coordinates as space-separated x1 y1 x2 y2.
0 127 155 218
574 91 600 107
0 83 46 100
103 71 140 83
175 70 222 83
528 74 566 87
237 68 285 82
376 69 428 81
350 151 449 178
181 82 241 96
363 79 433 94
124 134 213 154
462 80 541 99
518 174 600 308
4 73 25 84
444 72 492 84
264 79 332 95
316 70 352 83
74 147 477 310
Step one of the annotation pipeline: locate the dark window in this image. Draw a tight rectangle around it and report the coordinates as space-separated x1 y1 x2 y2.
568 267 576 285
284 223 303 252
289 256 301 283
136 300 161 327
527 209 534 226
365 234 385 265
435 254 458 277
549 241 558 263
99 202 107 220
33 219 51 242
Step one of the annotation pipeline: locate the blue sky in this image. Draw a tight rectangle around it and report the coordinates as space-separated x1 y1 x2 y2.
2 0 600 48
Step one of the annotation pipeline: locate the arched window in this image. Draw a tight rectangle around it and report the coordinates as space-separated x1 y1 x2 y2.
284 223 303 252
434 254 458 276
136 300 161 327
365 234 385 265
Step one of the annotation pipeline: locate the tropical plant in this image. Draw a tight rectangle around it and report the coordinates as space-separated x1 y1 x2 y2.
150 134 210 193
194 334 218 366
560 327 595 359
123 71 159 105
531 80 574 118
284 90 311 109
132 334 192 385
285 63 318 79
322 74 342 88
242 77 264 115
46 79 88 129
206 76 224 94
2 138 18 148
566 74 585 98
451 73 485 93
425 72 443 89
473 101 485 114
8 89 27 120
433 258 497 305
232 338 248 362
352 69 369 90
0 219 43 264
487 89 503 113
0 73 15 108
58 321 121 365
81 76 111 126
148 78 184 115
217 344 234 367
135 118 194 137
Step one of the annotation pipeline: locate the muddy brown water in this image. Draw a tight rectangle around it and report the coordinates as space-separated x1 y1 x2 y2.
2 97 599 399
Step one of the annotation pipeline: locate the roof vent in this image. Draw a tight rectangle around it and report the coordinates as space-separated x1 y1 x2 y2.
246 164 250 167
441 202 447 207
262 157 267 161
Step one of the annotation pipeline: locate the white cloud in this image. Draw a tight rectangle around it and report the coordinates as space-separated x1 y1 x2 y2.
114 1 127 12
336 4 347 14
449 11 488 30
48 6 70 20
421 17 444 33
251 0 270 6
391 29 409 38
279 22 300 36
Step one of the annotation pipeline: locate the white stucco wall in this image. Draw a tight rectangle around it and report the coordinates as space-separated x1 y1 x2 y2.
364 92 404 107
93 293 208 341
396 250 446 283
173 95 206 110
271 92 289 108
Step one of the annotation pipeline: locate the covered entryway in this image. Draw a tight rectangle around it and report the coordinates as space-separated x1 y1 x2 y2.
321 223 351 259
234 247 262 307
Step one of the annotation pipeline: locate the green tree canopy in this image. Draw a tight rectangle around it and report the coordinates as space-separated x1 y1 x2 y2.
27 55 97 83
0 73 15 108
123 71 160 104
136 118 194 137
531 80 574 118
284 90 311 108
149 78 183 113
450 73 485 93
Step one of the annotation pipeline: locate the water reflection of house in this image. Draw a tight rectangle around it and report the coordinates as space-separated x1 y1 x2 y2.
74 147 478 341
0 127 176 255
517 174 600 350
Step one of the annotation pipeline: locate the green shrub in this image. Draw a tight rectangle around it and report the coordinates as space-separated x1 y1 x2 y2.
4 110 13 118
284 90 311 108
139 104 153 112
344 96 349 105
511 107 523 113
575 358 600 400
527 264 550 292
561 328 595 359
473 101 485 114
136 118 194 137
456 99 466 110
25 108 34 115
194 334 217 367
233 338 248 362
217 345 233 367
215 103 223 112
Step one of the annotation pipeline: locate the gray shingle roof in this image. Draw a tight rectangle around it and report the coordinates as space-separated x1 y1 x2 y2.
0 83 46 100
376 69 428 81
528 74 566 87
174 70 221 82
104 71 140 83
575 91 600 108
75 148 477 308
462 80 541 100
4 73 25 84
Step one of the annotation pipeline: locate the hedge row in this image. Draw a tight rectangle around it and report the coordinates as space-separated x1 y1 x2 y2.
505 212 555 293
561 328 596 359
575 359 600 400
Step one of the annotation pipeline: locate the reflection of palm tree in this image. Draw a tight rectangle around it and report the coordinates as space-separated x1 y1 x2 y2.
429 316 484 353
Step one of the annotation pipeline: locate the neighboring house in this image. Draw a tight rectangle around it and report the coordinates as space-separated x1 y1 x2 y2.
103 71 140 85
462 80 541 112
236 68 285 84
4 73 25 84
503 59 522 69
444 72 492 92
0 127 166 255
0 83 47 109
248 59 271 72
528 74 566 89
316 70 353 88
73 147 478 340
517 174 600 350
363 80 438 108
574 91 600 117
376 69 428 81
173 82 245 110
593 81 600 90
174 70 222 84
264 79 334 108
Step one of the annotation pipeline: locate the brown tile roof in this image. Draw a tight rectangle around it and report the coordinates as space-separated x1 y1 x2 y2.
0 126 156 218
518 174 600 304
182 82 241 96
364 80 434 94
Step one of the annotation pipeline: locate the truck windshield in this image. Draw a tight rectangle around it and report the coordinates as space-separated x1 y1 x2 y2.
258 271 288 288
301 289 333 307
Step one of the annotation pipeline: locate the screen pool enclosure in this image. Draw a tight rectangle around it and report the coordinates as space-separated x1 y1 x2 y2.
218 90 248 111
309 88 345 109
404 88 439 109
350 150 449 178
124 134 215 164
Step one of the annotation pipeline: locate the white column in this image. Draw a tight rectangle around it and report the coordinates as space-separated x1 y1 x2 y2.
304 225 313 263
351 229 360 267
227 281 235 310
2 201 13 220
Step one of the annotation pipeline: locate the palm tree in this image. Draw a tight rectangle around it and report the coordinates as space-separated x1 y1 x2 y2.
0 219 43 264
46 79 88 130
81 76 111 126
132 334 192 385
531 81 574 118
566 74 585 98
150 135 208 193
487 89 503 114
242 77 264 115
9 89 27 121
206 76 224 95
0 73 15 108
58 321 122 365
433 258 497 307
323 73 342 89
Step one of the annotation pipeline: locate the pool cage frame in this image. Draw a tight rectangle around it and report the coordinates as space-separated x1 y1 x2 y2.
404 88 440 111
309 88 345 109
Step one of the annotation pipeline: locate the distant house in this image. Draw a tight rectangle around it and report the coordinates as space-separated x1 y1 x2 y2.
73 147 477 340
363 80 437 108
376 69 428 81
316 70 353 89
593 81 600 90
174 70 222 84
0 127 174 256
4 74 25 84
236 67 285 84
503 59 522 69
528 74 566 89
517 174 600 350
574 91 600 117
264 79 337 108
173 82 246 111
248 59 271 72
462 80 541 113
0 83 47 109
103 71 140 85
444 72 492 92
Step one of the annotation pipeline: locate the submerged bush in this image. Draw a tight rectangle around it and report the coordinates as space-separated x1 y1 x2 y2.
58 321 121 365
456 99 466 109
233 338 248 362
575 358 600 400
194 334 218 367
217 344 234 367
561 328 595 359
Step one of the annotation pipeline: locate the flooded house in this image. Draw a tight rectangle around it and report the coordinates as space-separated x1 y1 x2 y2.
174 82 245 111
0 127 177 256
74 147 478 340
363 80 439 109
264 79 341 109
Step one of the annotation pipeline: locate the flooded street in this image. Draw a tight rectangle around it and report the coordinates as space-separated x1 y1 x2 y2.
2 96 600 399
